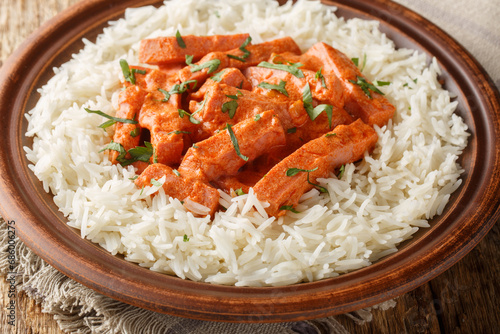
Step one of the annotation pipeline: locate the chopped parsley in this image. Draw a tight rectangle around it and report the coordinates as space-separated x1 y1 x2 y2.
257 80 288 97
85 108 137 129
99 141 126 160
178 108 201 124
188 58 221 74
222 94 239 119
119 59 146 85
286 167 318 177
183 234 190 242
210 69 226 82
360 54 367 71
286 166 328 193
227 36 252 62
279 205 300 213
130 128 140 137
351 54 367 71
226 123 249 161
302 83 333 128
222 101 238 118
337 165 345 179
287 127 297 134
166 130 191 135
150 178 163 187
227 54 247 62
315 68 327 89
128 142 154 163
375 80 391 86
158 80 197 102
348 76 385 99
175 30 186 48
100 141 154 167
192 95 207 117
257 61 304 78
403 78 418 88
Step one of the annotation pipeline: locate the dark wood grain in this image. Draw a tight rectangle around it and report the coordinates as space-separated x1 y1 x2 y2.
0 0 499 329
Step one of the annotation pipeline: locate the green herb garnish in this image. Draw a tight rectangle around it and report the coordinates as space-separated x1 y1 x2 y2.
337 165 345 179
302 83 333 128
348 76 384 99
210 69 227 82
258 80 288 97
227 54 247 62
325 133 337 137
100 141 153 167
351 54 367 71
227 36 252 62
173 169 181 177
158 88 171 102
178 108 201 124
166 130 191 135
159 80 197 102
286 166 328 193
130 128 140 137
235 188 246 196
189 59 221 74
222 94 239 119
361 54 367 71
128 142 154 163
192 95 207 117
175 30 186 49
222 100 238 119
403 78 418 88
286 167 318 177
257 61 304 78
119 59 146 85
85 108 138 129
183 234 190 242
99 141 126 161
254 114 261 121
226 123 249 161
150 178 163 187
375 80 391 86
315 68 327 89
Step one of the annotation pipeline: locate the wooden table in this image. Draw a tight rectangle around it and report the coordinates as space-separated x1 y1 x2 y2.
1 1 499 333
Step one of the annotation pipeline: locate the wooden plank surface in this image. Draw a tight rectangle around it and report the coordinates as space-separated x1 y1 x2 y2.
1 0 499 333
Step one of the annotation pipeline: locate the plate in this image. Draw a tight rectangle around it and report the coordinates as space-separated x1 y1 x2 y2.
0 0 499 322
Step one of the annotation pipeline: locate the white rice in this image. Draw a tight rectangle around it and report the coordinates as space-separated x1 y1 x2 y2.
24 0 469 286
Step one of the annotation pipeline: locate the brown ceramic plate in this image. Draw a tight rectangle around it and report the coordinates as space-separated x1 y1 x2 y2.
0 0 499 322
